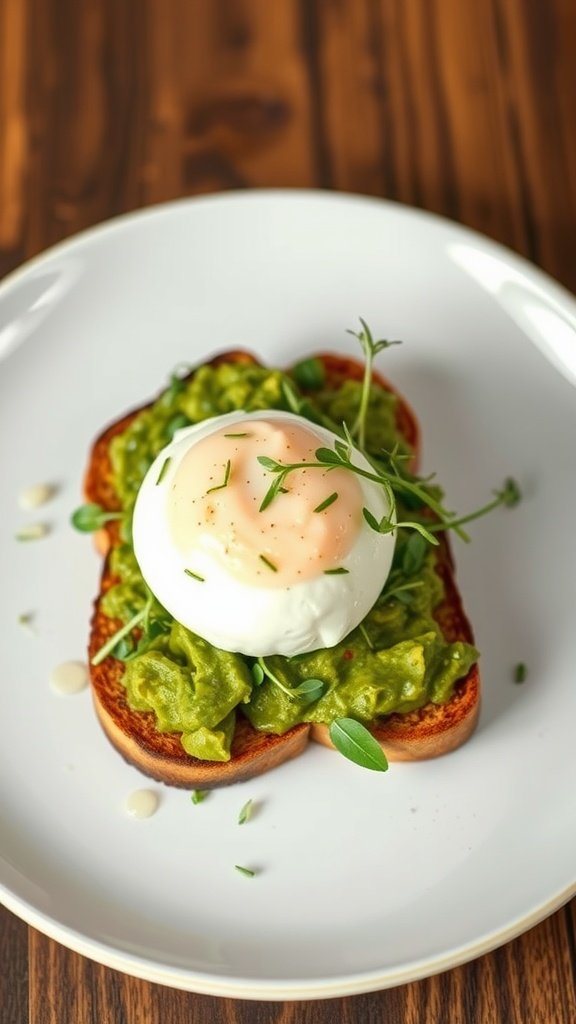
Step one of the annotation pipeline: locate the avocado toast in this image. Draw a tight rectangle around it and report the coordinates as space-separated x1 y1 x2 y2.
80 346 480 786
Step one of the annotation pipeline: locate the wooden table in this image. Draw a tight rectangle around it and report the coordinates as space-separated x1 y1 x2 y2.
1 2 575 1021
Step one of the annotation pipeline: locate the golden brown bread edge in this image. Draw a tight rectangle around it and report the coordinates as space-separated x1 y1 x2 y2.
84 350 479 787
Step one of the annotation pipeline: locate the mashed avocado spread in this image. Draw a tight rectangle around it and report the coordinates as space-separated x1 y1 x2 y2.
101 360 478 761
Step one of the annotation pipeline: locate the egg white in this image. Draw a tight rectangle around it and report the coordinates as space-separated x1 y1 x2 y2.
132 411 396 657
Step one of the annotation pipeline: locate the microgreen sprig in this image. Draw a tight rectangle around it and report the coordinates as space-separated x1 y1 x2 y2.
257 442 520 547
71 503 123 533
427 477 522 536
257 447 439 546
90 591 170 667
91 605 148 667
347 318 401 449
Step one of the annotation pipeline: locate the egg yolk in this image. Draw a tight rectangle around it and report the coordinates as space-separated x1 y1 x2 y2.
168 419 363 587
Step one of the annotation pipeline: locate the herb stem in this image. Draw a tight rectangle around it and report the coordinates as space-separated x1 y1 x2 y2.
91 606 147 666
257 657 291 696
428 480 521 537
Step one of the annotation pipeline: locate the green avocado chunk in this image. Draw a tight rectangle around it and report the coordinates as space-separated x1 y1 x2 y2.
123 624 252 761
98 358 478 760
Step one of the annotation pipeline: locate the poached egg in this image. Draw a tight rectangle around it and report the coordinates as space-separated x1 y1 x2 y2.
132 410 395 656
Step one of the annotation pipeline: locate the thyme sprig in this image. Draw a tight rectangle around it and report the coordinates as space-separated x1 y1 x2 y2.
257 446 440 545
257 443 520 546
90 590 170 666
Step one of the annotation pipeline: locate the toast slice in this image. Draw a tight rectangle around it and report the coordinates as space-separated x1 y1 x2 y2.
84 350 479 786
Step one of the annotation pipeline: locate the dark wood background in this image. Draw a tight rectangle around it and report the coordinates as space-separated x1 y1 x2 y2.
1 1 575 1021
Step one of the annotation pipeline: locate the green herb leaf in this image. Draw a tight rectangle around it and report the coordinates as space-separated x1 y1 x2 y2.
111 636 135 660
292 357 326 390
71 503 123 533
323 567 349 575
238 799 253 825
313 492 338 513
499 478 522 507
362 507 382 533
251 662 265 686
258 455 283 471
329 718 389 772
235 864 256 878
314 446 342 465
191 790 209 804
334 439 351 462
156 457 172 485
292 678 326 702
124 617 171 661
259 473 285 512
402 532 428 575
224 432 252 439
382 579 424 606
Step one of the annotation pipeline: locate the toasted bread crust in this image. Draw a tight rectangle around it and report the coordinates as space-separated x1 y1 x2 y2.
84 349 479 785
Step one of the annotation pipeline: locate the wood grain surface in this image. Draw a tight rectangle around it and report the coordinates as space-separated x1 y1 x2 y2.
1 1 575 1022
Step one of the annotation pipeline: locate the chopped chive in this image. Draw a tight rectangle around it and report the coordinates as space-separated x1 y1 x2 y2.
238 799 253 825
514 662 527 684
259 554 278 572
235 865 256 878
156 457 172 485
206 459 231 494
313 492 339 513
191 790 208 804
323 567 349 575
184 569 205 582
224 432 252 438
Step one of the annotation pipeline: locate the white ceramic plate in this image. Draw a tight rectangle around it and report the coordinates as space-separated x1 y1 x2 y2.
1 191 575 1001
